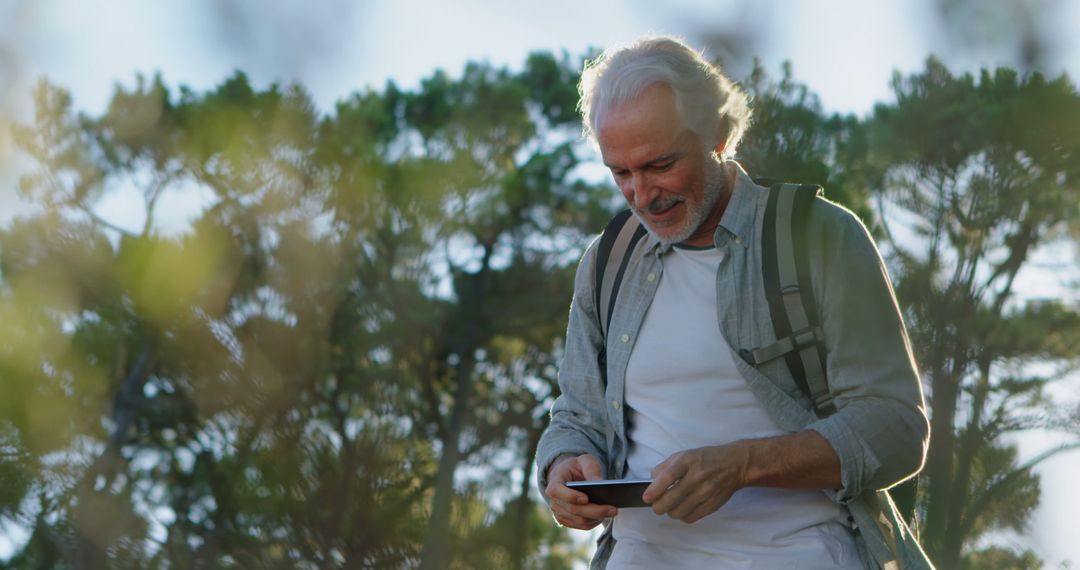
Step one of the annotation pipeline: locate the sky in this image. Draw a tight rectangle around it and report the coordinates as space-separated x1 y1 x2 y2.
1 0 1079 564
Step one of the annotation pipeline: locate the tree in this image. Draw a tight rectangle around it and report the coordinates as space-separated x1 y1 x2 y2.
867 57 1080 568
1 53 606 568
375 54 611 568
739 60 875 225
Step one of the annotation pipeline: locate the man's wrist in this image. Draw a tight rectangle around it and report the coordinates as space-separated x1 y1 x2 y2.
738 431 841 489
721 439 756 488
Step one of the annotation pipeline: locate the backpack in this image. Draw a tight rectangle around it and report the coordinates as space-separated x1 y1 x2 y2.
592 180 919 527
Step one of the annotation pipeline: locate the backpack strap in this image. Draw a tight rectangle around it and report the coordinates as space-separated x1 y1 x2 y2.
594 209 648 383
753 182 836 417
756 182 921 526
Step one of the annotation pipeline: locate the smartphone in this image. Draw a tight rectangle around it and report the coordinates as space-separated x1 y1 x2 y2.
565 479 652 508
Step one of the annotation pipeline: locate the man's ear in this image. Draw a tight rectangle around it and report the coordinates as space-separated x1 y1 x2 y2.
713 135 728 158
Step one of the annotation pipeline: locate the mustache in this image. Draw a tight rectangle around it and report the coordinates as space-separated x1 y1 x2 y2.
639 196 685 214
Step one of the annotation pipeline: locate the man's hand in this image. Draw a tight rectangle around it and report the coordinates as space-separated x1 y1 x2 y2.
544 454 618 530
643 431 842 524
643 443 749 524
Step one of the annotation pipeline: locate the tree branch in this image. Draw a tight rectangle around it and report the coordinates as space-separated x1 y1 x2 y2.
959 440 1080 539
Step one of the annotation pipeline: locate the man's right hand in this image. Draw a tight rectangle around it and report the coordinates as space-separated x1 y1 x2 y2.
544 454 618 530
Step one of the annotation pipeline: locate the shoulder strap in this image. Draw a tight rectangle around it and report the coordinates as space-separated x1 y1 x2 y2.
755 182 920 526
595 209 647 340
754 182 836 417
594 210 648 384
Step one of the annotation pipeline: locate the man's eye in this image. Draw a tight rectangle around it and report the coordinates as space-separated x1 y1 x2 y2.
611 169 629 178
653 162 674 171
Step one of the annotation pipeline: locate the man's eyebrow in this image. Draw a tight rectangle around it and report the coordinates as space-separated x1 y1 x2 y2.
644 152 680 166
604 152 681 170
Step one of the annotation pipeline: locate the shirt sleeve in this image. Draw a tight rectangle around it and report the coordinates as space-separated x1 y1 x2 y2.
803 200 930 502
534 239 612 502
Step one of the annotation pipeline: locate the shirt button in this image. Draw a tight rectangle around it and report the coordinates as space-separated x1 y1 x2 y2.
612 400 621 410
647 272 656 282
621 334 630 343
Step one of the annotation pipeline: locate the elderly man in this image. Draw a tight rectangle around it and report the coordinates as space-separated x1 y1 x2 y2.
535 36 933 569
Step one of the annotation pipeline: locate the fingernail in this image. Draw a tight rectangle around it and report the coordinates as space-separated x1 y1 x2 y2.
608 508 618 517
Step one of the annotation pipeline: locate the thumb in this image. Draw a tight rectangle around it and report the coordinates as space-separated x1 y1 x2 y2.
580 455 604 481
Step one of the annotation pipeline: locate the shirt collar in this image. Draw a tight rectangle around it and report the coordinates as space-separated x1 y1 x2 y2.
639 160 758 256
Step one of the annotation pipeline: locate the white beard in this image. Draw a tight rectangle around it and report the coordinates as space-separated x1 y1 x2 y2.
642 158 728 246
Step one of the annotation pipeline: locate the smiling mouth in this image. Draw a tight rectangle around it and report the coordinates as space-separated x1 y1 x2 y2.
643 198 683 218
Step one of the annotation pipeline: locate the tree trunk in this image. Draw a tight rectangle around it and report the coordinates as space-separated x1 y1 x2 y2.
419 252 492 568
923 361 958 565
418 353 475 569
941 363 991 566
74 342 153 570
509 427 542 569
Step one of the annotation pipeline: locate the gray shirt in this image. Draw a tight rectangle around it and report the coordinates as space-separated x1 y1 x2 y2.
535 163 934 569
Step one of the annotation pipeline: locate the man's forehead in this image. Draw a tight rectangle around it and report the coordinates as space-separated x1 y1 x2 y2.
596 94 686 152
594 82 679 126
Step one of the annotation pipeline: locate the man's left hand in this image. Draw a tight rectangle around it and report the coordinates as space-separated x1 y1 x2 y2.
643 442 750 524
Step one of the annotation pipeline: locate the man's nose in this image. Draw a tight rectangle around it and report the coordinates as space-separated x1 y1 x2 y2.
629 173 656 209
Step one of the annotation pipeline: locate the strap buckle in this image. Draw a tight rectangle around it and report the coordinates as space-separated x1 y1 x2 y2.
790 325 824 351
746 326 824 365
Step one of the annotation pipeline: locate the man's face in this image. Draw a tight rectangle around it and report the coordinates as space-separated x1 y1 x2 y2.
596 83 725 246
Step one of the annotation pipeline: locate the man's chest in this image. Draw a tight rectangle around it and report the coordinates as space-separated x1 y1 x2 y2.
626 246 733 378
623 247 779 445
607 240 805 408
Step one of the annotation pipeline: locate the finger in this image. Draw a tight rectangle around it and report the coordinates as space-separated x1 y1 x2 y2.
553 502 607 528
555 497 617 519
545 464 589 505
547 460 574 485
652 479 692 516
667 489 703 521
577 503 618 520
644 461 686 504
546 455 602 505
547 482 589 506
682 500 718 524
682 485 737 524
572 518 602 531
556 512 603 531
580 455 604 481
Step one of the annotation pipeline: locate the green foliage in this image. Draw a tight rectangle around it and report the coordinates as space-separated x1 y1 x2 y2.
739 60 875 224
0 49 618 569
868 57 1080 568
963 545 1043 570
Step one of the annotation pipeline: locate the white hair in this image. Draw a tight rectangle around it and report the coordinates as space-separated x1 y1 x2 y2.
578 35 752 159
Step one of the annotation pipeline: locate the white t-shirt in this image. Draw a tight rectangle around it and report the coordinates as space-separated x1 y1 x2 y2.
610 244 861 569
